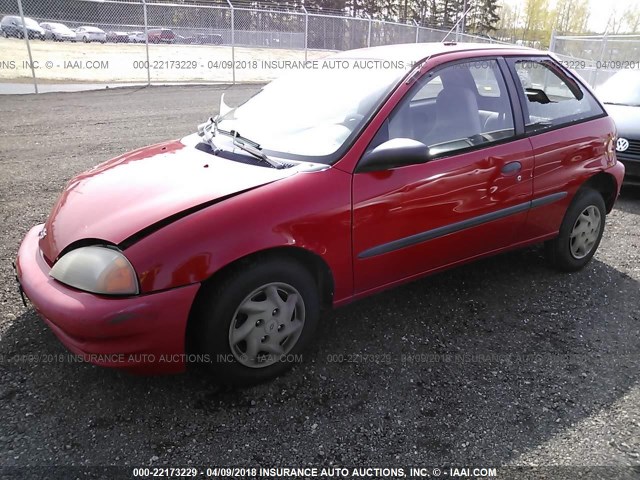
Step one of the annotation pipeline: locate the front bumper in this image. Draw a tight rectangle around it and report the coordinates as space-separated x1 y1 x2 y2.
15 225 200 374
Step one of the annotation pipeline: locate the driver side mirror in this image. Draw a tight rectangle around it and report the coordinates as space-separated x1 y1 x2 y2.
357 138 429 173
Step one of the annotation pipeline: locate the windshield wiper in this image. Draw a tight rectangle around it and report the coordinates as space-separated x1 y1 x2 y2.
197 116 286 169
226 130 286 169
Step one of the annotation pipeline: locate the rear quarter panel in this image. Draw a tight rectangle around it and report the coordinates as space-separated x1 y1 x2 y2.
520 116 618 241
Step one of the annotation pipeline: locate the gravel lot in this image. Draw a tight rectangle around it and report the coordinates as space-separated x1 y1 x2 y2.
0 86 639 479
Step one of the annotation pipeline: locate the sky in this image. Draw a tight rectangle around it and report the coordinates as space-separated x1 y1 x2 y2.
586 0 637 32
501 0 638 34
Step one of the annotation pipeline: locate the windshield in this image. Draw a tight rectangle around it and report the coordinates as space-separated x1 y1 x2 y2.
596 71 640 106
216 60 408 162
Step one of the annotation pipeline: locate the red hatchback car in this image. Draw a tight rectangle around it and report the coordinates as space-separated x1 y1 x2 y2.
146 28 176 44
16 43 624 384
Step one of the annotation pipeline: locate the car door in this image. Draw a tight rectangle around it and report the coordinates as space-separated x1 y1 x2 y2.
352 58 534 294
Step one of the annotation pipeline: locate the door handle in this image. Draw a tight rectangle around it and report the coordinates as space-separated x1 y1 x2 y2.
501 161 522 175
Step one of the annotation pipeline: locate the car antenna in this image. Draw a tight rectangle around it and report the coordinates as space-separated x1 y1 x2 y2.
441 4 473 43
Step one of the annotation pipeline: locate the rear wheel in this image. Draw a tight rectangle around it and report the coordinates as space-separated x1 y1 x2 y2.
83 35 89 43
194 258 320 385
545 188 606 271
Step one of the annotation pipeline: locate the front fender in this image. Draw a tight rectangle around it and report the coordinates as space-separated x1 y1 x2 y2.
124 167 354 305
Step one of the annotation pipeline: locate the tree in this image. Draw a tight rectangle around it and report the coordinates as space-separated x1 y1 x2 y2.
495 1 521 41
466 0 500 34
623 5 640 33
409 0 441 27
552 0 589 34
440 0 463 28
521 0 550 42
605 7 626 34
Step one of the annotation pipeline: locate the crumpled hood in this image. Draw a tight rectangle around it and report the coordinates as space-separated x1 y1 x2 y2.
40 135 300 262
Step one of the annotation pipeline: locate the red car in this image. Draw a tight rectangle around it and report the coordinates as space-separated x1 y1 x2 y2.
146 28 176 44
15 43 624 385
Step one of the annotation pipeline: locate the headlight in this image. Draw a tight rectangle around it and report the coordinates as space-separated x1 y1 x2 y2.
50 246 139 295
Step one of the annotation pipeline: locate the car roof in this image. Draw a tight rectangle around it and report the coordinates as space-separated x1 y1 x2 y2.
336 42 540 61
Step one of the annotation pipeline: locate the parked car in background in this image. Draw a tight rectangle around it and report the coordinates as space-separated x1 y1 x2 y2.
1 15 45 40
196 33 223 45
106 30 129 43
176 34 195 44
75 26 106 43
128 31 145 43
15 44 624 385
596 70 640 185
40 22 76 42
147 28 176 44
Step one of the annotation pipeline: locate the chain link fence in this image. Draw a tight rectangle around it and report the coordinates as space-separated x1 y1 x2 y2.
0 0 509 93
550 32 640 88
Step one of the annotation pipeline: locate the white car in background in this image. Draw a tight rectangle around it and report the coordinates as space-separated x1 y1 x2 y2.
75 26 106 43
128 31 146 43
40 22 76 41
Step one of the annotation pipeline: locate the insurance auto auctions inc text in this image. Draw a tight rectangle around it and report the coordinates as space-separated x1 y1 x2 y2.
202 466 498 478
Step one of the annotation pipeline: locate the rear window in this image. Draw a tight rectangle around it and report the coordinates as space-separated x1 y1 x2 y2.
511 58 604 133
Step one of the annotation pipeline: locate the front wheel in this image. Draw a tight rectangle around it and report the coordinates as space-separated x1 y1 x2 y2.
194 258 320 385
83 36 89 43
545 188 606 271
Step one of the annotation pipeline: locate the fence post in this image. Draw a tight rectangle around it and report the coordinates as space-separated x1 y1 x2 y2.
142 0 151 86
302 5 308 62
413 20 419 43
594 32 608 87
226 0 235 84
548 29 556 52
366 13 372 47
16 0 37 94
461 0 467 35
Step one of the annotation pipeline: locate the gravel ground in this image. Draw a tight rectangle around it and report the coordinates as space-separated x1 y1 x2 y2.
0 86 639 479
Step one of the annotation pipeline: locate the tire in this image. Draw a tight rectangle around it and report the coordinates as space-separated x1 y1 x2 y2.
193 257 320 386
545 188 606 272
83 36 89 43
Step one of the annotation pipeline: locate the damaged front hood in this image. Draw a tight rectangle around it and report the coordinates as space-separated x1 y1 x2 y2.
40 135 303 262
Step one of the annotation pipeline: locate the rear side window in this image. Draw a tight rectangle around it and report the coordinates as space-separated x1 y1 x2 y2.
511 58 604 133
